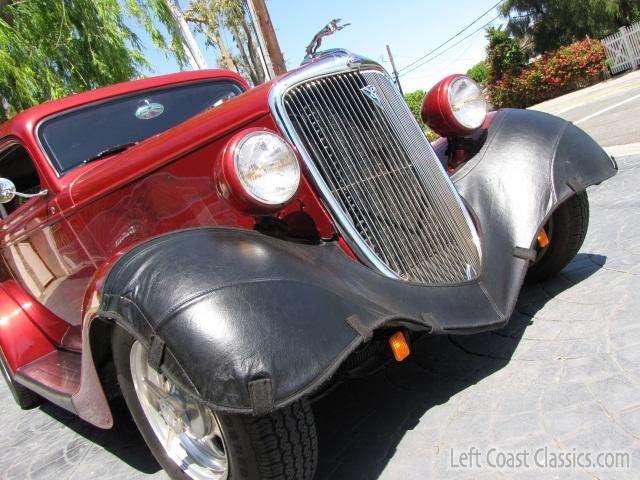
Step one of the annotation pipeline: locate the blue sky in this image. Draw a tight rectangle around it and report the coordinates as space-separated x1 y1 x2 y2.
138 0 504 93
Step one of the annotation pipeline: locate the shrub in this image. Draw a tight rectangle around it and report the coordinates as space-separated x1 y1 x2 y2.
425 129 440 142
488 38 608 108
404 89 427 129
486 27 526 82
467 61 489 86
404 89 440 141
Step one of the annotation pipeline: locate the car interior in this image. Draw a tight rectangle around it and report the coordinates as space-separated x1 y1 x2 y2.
0 144 41 218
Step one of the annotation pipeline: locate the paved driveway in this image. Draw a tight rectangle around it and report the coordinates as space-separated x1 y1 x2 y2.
530 69 640 154
316 153 640 480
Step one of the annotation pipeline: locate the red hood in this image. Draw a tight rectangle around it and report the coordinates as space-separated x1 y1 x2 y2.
63 80 275 209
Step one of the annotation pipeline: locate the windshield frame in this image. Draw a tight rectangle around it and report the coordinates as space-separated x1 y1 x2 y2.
35 78 245 177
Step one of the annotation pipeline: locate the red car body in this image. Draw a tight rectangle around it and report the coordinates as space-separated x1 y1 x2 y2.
0 50 617 442
0 68 343 425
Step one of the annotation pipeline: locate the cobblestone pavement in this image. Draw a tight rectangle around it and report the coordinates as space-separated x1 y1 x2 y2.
2 155 640 479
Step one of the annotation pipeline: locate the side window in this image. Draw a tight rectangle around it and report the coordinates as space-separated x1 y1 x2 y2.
0 144 41 218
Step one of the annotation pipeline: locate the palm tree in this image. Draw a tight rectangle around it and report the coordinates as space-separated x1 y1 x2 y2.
186 0 266 85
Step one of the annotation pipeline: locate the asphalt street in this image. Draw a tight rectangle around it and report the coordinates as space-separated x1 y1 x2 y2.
1 74 640 479
531 69 640 154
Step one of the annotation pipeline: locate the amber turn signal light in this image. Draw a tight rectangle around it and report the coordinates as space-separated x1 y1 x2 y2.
537 228 550 248
388 331 410 362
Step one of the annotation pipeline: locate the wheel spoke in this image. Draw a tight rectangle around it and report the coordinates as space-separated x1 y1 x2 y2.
143 378 169 405
129 340 228 480
166 427 177 451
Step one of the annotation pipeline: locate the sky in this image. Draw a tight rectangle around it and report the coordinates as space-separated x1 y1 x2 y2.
139 0 505 93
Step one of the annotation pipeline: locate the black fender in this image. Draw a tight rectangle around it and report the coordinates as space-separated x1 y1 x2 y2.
98 108 616 415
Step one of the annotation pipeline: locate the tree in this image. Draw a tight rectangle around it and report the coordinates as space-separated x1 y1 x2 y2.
0 102 7 124
185 0 237 73
486 27 526 82
186 0 266 85
467 62 489 86
500 0 640 55
0 0 188 119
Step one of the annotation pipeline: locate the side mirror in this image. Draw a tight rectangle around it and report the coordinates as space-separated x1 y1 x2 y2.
0 178 47 204
0 178 16 203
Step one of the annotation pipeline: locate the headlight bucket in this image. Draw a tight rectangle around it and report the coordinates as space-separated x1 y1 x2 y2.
421 74 487 137
217 128 301 214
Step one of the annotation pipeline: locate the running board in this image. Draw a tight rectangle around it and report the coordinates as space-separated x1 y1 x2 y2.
14 350 81 413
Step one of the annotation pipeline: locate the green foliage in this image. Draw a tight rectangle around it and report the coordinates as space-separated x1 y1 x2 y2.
466 62 489 85
488 39 608 108
0 0 187 118
404 89 439 141
404 89 426 129
486 27 525 83
483 1 631 107
500 0 640 55
425 129 440 142
186 0 266 85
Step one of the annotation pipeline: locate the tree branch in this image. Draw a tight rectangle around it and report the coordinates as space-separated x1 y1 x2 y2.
0 0 13 23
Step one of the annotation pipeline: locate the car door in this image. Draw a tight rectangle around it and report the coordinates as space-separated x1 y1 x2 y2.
0 138 76 344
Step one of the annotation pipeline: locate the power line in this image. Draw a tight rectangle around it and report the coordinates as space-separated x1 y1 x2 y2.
412 29 486 80
402 29 485 80
399 15 500 77
397 0 503 73
397 0 505 74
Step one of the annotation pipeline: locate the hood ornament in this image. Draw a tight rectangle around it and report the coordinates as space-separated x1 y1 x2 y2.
303 18 351 63
360 85 383 109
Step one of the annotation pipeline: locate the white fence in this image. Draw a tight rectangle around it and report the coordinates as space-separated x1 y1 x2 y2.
602 22 640 74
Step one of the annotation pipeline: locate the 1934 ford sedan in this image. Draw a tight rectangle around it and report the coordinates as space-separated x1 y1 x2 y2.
0 50 616 479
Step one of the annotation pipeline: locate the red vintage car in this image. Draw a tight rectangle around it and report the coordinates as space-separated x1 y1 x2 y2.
0 49 616 480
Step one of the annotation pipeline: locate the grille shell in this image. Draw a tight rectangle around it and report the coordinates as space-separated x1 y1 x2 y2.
276 66 481 285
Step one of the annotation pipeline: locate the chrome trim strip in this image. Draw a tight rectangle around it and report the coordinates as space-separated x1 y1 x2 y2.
269 50 481 282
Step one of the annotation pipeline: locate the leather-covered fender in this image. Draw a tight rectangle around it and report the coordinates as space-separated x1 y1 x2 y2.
91 108 616 416
452 108 617 317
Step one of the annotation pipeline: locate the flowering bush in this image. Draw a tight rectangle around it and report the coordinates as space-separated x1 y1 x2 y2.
488 39 608 109
404 89 440 141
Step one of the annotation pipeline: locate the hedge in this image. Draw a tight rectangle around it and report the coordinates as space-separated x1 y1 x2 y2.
488 39 609 109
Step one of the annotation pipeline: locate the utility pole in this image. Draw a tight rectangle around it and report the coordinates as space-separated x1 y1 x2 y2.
386 45 403 95
164 0 208 70
247 0 287 78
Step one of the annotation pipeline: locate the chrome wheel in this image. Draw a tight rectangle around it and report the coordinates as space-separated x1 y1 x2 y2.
129 341 228 480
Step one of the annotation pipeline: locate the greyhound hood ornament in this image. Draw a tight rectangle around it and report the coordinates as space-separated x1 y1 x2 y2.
303 18 351 63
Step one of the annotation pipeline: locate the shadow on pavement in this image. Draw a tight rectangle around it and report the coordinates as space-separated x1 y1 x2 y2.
39 396 161 474
36 253 605 479
313 253 606 479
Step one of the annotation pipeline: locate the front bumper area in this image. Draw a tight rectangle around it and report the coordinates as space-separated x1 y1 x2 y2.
99 109 616 415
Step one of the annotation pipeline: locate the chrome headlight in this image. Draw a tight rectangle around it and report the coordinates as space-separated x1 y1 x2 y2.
448 76 487 130
233 131 301 206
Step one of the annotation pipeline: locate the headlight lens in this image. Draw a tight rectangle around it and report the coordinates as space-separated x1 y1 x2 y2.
234 131 301 206
448 76 487 130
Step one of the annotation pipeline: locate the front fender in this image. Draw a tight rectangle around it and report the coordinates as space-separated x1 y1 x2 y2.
452 108 617 311
89 108 615 417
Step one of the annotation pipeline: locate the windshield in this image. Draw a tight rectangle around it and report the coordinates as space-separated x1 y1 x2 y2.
38 79 244 174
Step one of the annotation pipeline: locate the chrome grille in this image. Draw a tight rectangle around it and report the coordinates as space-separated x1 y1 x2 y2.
281 68 481 284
